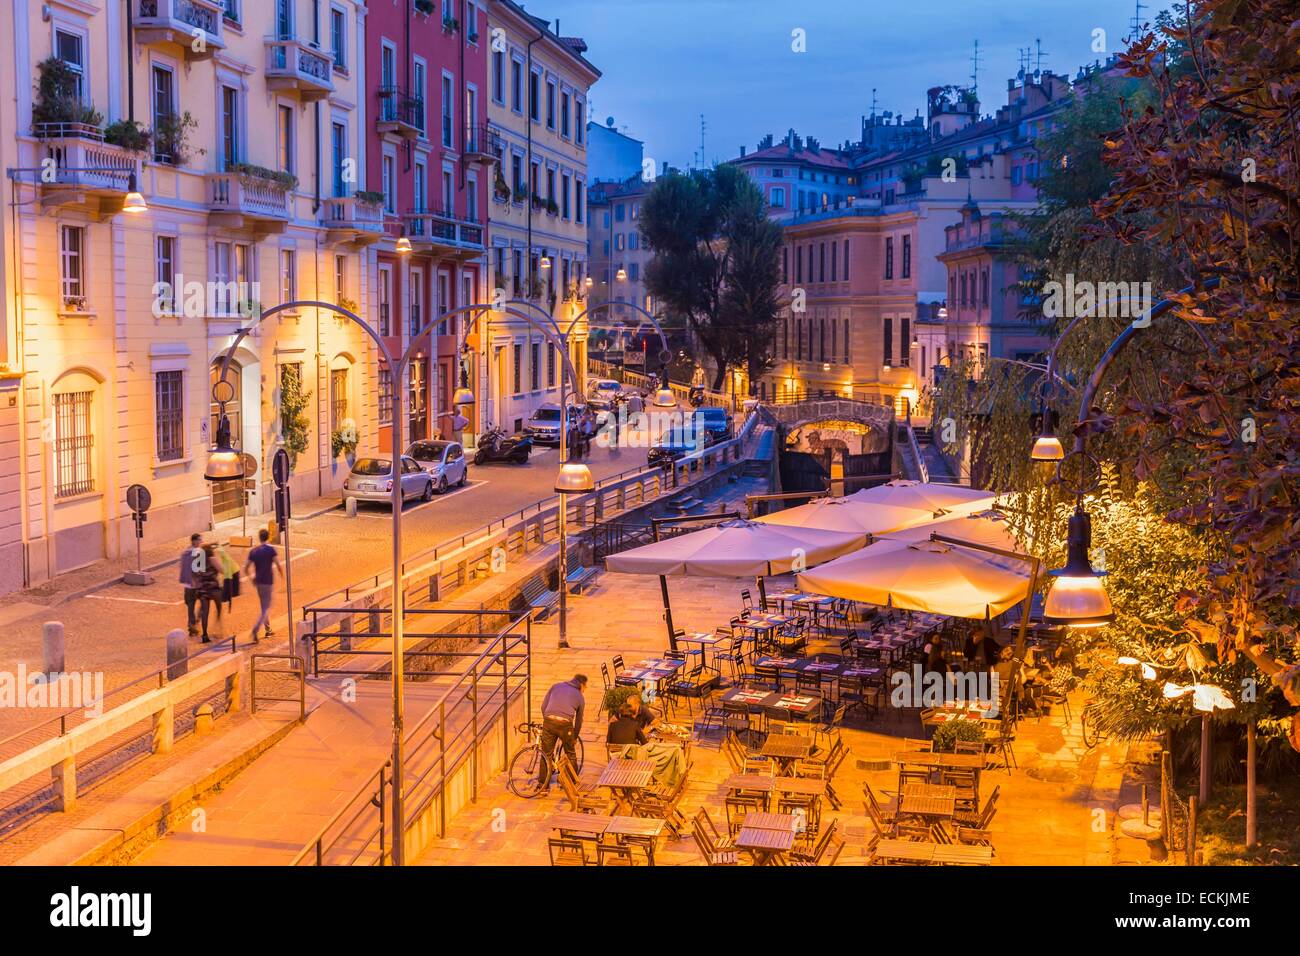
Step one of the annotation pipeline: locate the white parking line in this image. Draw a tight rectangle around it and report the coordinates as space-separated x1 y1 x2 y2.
86 594 180 606
323 480 491 518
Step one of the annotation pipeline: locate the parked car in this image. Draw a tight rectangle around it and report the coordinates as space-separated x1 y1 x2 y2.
404 440 468 493
647 427 705 469
523 403 587 445
341 456 435 508
586 378 622 410
694 406 733 445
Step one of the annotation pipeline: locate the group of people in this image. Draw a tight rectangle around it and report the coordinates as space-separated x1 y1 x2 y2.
178 529 283 644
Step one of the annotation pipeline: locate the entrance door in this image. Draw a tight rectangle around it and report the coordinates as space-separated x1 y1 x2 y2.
409 358 428 441
210 360 245 521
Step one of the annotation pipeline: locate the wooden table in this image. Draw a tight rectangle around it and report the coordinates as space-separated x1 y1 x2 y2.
774 776 825 796
759 734 813 775
893 751 985 770
741 811 799 831
597 758 655 815
723 773 777 794
605 816 667 866
551 812 610 837
735 824 795 865
676 631 725 670
872 839 992 866
899 783 956 819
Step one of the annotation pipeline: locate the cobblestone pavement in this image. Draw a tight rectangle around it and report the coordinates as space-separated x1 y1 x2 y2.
0 434 662 744
414 481 1132 866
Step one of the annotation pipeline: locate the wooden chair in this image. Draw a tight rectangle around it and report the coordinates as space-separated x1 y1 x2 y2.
597 843 636 866
954 739 986 756
863 795 894 839
725 794 764 836
942 767 980 816
548 837 589 866
790 818 841 866
692 808 737 851
902 737 933 753
556 757 609 813
862 781 896 825
956 826 994 849
778 792 821 842
898 766 933 789
956 784 1000 830
691 817 739 865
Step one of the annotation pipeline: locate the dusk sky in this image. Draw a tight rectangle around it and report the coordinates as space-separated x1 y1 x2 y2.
530 0 1172 168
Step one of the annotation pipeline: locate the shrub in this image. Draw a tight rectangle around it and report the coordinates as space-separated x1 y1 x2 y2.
931 718 985 753
103 119 151 152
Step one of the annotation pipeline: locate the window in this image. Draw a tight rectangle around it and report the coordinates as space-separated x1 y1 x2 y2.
980 269 990 306
465 2 478 40
782 247 788 284
53 389 94 497
330 367 349 432
466 172 478 221
511 59 523 113
335 254 347 303
796 319 803 360
528 69 539 122
151 66 175 163
511 154 523 198
561 174 571 218
546 168 556 206
156 235 176 313
771 187 785 207
281 248 297 304
277 104 294 175
410 268 424 337
843 318 850 363
331 121 346 197
831 240 837 281
902 235 911 279
899 318 911 366
441 74 453 147
382 154 396 213
796 246 803 284
59 225 84 306
546 79 556 130
378 367 393 422
530 342 540 390
512 343 522 393
883 318 893 366
547 343 556 387
575 100 584 144
575 181 584 223
155 371 184 462
220 85 241 167
819 319 826 362
628 232 638 250
330 6 346 69
561 91 570 137
378 265 392 336
844 240 850 280
819 243 826 282
55 30 85 102
413 159 427 213
884 237 894 279
492 50 505 103
629 263 639 281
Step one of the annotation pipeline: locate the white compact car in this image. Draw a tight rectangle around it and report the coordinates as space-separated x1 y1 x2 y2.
404 439 468 494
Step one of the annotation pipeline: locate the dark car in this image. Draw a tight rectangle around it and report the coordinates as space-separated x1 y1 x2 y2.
694 407 733 445
648 427 706 469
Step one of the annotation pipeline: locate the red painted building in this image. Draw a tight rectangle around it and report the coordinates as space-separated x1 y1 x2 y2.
366 0 493 450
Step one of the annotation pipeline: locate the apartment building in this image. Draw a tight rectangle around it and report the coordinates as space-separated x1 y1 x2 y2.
586 174 656 335
731 131 855 220
366 0 490 452
0 0 375 593
483 0 598 434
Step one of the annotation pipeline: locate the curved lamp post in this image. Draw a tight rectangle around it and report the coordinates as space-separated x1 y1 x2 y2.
207 298 556 864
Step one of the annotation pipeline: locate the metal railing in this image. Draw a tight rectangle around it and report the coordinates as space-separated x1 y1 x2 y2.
292 609 530 865
904 420 930 483
376 86 425 130
250 654 305 719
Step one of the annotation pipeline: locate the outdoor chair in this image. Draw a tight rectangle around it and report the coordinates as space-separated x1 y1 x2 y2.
985 716 1018 774
692 808 737 852
795 672 821 697
778 792 821 842
902 737 933 753
611 654 626 675
691 819 739 866
942 768 980 816
722 701 757 743
597 843 637 866
548 837 589 866
898 767 933 789
953 739 986 756
725 794 765 836
956 826 994 849
956 784 1000 830
740 588 755 611
556 757 609 814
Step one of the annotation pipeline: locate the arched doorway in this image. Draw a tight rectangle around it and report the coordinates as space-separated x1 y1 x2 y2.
210 359 244 521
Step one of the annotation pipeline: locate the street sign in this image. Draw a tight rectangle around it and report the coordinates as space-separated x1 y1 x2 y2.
240 452 258 478
623 348 645 367
125 483 151 514
272 448 290 489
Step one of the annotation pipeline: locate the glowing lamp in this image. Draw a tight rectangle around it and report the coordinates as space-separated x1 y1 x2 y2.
554 461 594 493
396 236 413 254
1043 510 1114 627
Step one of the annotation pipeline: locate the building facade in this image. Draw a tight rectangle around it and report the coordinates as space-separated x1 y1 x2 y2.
483 0 598 434
731 131 855 220
586 117 642 185
586 174 656 347
1 0 379 594
365 0 490 452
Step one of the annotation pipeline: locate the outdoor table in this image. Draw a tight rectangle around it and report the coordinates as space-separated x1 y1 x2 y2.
597 758 655 815
723 773 777 794
739 811 799 831
619 658 685 695
605 815 667 866
792 594 837 626
893 751 985 770
676 631 724 670
735 824 795 866
759 733 813 775
773 776 826 796
930 844 994 866
551 812 610 838
899 782 957 824
721 687 775 707
871 838 992 866
764 693 821 726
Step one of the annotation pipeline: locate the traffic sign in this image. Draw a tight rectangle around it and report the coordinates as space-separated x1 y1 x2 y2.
240 452 258 477
125 483 151 513
272 448 290 488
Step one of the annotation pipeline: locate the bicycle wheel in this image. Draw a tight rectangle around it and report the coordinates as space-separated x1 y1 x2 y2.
1080 707 1103 750
573 737 585 773
506 745 547 798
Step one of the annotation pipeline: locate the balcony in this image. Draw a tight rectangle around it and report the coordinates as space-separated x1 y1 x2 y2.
321 195 385 247
403 207 484 259
463 126 501 165
265 36 334 102
376 88 425 140
134 0 225 61
33 124 141 218
205 170 291 236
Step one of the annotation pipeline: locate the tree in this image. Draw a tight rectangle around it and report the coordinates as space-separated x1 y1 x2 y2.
640 164 783 390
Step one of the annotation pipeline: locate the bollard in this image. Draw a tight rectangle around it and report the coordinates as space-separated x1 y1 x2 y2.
166 629 189 681
345 496 358 518
42 622 66 676
194 703 215 736
267 519 280 544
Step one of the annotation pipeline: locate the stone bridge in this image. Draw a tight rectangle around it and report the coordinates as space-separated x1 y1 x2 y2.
758 399 895 456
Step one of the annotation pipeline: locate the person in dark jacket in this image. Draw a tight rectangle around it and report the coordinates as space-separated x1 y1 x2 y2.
964 627 1001 671
179 533 203 636
606 702 648 746
194 544 224 643
538 674 587 791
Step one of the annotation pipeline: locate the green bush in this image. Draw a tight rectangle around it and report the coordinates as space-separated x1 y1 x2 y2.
31 57 101 131
931 718 985 753
228 162 298 191
103 119 151 152
602 685 638 716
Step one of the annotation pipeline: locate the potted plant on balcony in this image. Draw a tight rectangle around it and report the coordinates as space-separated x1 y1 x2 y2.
31 57 102 138
442 15 459 34
331 418 359 461
512 185 528 204
62 295 88 313
493 167 511 201
414 0 435 14
355 189 386 207
545 198 559 216
103 119 152 153
228 161 299 191
154 111 203 166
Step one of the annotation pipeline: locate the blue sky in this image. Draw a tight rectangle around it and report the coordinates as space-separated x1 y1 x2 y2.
531 0 1172 167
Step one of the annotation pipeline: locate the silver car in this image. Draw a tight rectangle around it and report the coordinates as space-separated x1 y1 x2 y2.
404 440 468 494
341 456 435 508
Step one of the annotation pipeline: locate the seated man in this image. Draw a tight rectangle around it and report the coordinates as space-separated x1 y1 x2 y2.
607 696 686 789
607 701 648 747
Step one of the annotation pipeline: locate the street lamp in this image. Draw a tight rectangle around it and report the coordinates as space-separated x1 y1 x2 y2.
616 266 627 282
123 173 147 213
1042 507 1113 627
395 236 413 254
205 379 243 482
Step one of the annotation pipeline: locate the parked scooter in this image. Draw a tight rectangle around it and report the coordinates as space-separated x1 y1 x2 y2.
687 384 706 408
473 426 533 465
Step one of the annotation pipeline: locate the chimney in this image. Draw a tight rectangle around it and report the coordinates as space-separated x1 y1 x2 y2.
740 145 746 157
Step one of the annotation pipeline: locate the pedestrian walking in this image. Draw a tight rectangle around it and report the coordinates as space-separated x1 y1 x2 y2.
195 544 224 643
179 532 203 637
216 543 240 612
244 529 284 643
538 674 587 792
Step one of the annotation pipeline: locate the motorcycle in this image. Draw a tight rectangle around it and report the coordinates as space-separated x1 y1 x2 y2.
473 426 532 465
687 385 706 408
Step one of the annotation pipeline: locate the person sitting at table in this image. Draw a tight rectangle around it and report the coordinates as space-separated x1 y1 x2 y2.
991 645 1027 713
607 698 686 789
964 626 1001 671
625 693 660 735
607 701 649 746
923 640 949 678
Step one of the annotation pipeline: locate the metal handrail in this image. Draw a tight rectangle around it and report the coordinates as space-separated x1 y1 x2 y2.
250 654 305 720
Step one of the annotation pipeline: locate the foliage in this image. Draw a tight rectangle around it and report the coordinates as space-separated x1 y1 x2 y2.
640 164 783 391
931 719 985 752
228 162 298 191
103 119 151 152
602 685 639 715
414 0 435 14
1196 776 1300 864
31 57 101 130
278 365 311 467
354 190 386 206
331 418 358 459
154 111 203 166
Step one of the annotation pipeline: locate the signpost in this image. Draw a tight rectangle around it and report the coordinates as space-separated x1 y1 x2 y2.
272 449 297 665
231 452 258 546
124 483 153 586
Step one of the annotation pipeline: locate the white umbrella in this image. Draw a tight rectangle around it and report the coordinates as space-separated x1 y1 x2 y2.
606 519 865 577
796 534 1037 619
845 479 997 517
605 518 866 648
756 494 936 537
878 509 1022 552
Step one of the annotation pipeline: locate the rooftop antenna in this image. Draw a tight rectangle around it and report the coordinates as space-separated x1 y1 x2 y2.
700 113 707 167
1034 37 1047 73
870 87 878 120
1129 0 1148 39
969 39 981 96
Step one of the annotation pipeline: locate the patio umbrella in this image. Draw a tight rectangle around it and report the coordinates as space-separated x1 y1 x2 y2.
605 519 866 647
879 509 1023 552
796 534 1036 620
755 493 936 537
845 479 997 517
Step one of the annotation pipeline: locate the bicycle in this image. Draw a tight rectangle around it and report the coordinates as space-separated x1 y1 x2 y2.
506 721 585 798
1079 699 1113 750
